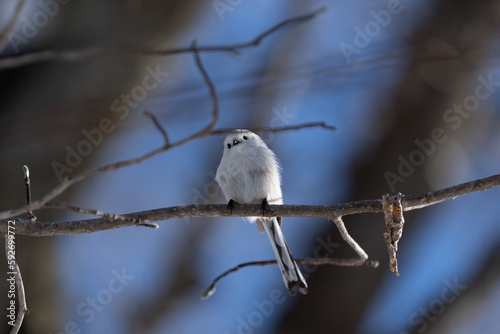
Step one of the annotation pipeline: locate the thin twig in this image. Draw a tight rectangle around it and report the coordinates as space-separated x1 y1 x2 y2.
0 0 28 53
0 7 327 70
238 6 327 48
44 202 158 229
1 173 499 236
22 166 36 221
192 40 218 133
211 122 337 136
332 216 368 264
201 256 378 299
201 260 277 299
143 111 170 146
403 173 500 210
298 257 379 268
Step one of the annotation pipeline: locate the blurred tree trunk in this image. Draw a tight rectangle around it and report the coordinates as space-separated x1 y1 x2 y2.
280 0 500 333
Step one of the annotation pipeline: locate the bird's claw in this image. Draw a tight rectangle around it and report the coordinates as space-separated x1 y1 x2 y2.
227 199 239 214
260 198 270 216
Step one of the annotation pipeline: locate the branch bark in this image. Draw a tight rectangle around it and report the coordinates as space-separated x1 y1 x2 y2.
1 173 498 236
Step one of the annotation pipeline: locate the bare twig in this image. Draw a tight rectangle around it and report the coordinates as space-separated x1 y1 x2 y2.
0 7 327 70
23 166 36 221
0 0 28 53
44 202 158 229
201 260 278 299
1 173 499 236
402 174 500 210
237 6 327 49
298 257 379 268
192 40 218 133
332 216 368 264
211 122 337 136
143 111 169 146
201 256 378 299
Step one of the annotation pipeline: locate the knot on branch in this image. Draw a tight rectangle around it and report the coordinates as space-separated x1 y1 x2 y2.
382 193 405 276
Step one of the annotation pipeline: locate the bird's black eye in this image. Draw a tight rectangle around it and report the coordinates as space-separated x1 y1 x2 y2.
227 143 231 149
243 135 248 140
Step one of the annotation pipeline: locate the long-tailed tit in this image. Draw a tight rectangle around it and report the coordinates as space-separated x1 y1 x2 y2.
216 129 308 296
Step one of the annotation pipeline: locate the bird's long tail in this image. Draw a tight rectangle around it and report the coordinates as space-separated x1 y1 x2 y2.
263 217 308 296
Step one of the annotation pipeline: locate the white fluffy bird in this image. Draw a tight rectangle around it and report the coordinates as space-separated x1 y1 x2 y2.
216 129 308 296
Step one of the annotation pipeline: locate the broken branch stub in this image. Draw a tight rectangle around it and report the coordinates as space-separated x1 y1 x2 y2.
382 193 405 276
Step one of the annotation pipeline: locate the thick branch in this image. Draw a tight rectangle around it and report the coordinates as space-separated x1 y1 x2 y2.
1 173 499 236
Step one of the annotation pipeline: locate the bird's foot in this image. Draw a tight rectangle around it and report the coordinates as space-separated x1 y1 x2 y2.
227 199 239 214
260 198 270 216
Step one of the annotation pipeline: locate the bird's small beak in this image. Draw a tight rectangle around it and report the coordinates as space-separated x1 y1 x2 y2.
232 139 240 146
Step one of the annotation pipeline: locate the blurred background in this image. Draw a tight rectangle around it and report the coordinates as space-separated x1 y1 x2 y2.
1 0 500 333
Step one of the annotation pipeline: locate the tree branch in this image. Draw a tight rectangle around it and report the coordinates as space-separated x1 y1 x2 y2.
0 7 327 70
43 202 158 229
1 173 499 236
192 40 218 134
199 174 499 298
210 122 337 136
0 120 335 222
143 111 169 146
201 256 379 299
